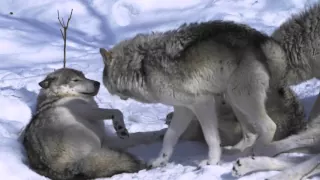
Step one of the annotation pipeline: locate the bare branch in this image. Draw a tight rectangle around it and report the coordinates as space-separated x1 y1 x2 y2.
60 29 64 39
66 9 73 28
61 17 65 27
57 10 64 27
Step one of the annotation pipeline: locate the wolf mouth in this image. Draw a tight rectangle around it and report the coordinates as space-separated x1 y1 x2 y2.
81 91 97 96
120 96 128 100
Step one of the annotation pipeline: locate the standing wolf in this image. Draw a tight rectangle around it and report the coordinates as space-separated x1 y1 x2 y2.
99 20 293 167
22 68 145 180
231 3 320 180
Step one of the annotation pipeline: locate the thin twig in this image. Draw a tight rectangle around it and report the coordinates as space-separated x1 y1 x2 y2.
57 10 64 27
57 9 73 68
59 29 64 39
66 9 73 28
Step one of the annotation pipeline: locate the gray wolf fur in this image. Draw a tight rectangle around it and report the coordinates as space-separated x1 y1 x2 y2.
231 3 320 180
99 20 294 167
165 85 305 148
22 68 146 180
232 95 320 180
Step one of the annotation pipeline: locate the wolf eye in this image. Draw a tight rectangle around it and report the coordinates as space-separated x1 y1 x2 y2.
72 79 80 82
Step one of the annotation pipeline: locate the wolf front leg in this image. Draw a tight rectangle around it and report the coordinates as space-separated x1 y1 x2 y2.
190 99 222 166
107 109 130 139
147 106 194 168
89 107 129 139
232 156 295 177
67 101 129 139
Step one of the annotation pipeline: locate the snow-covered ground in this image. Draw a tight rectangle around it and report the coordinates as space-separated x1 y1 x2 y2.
1 0 320 179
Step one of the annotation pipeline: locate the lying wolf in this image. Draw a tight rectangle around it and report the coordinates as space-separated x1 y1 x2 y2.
99 19 296 167
231 3 320 180
22 68 146 180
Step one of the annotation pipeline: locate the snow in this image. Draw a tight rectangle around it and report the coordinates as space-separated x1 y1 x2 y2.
1 0 320 179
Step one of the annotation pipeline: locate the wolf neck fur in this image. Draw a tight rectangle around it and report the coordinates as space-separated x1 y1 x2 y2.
114 69 155 103
36 89 93 110
36 90 60 110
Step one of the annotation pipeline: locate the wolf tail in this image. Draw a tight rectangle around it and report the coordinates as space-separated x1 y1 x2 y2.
28 148 145 180
76 148 145 179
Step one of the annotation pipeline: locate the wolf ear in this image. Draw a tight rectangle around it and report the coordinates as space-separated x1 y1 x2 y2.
38 77 54 89
99 48 112 65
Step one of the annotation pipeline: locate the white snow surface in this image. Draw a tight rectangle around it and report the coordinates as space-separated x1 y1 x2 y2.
1 0 320 179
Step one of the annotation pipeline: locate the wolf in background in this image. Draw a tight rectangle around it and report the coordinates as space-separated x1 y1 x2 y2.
231 3 320 180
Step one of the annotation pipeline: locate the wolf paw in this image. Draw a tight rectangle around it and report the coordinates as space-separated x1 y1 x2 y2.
197 159 222 168
147 154 169 169
232 156 256 177
116 128 129 139
112 120 129 139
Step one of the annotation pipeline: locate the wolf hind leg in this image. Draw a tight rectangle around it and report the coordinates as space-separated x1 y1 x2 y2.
300 159 320 180
103 129 166 150
78 148 145 178
267 154 320 180
222 106 257 154
226 57 276 152
254 128 320 157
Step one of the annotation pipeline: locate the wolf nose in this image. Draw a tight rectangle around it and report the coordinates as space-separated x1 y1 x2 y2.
94 81 100 88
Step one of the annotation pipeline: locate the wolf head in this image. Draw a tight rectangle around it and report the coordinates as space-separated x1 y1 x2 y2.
99 47 129 100
99 46 152 103
38 68 100 97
